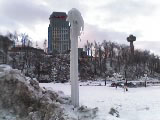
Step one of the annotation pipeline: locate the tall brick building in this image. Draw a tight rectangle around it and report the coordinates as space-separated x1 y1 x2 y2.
48 12 70 54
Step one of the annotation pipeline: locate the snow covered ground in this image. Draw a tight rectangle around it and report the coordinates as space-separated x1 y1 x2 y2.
40 82 160 120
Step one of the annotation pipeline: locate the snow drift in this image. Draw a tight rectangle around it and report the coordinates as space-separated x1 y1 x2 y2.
0 65 98 120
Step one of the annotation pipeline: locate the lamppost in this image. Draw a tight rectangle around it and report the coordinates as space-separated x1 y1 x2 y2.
67 8 84 107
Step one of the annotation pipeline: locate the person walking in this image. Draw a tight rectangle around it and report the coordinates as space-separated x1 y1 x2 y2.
123 84 128 92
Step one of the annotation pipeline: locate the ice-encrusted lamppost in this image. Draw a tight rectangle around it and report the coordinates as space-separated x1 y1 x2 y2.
67 8 84 107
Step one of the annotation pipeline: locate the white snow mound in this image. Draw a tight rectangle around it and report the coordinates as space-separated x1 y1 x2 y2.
0 65 98 120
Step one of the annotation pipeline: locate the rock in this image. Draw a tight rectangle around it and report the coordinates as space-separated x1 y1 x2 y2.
76 106 98 120
109 107 120 118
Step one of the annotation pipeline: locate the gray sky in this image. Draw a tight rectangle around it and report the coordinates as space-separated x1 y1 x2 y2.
0 0 160 55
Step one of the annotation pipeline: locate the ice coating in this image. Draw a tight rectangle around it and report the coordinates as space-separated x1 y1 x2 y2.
67 8 84 107
67 8 84 37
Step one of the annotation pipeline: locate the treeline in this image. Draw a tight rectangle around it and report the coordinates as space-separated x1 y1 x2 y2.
80 40 160 80
1 31 160 82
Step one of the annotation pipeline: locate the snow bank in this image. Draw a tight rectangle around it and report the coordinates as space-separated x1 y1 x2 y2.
40 83 160 120
0 65 98 120
0 65 70 120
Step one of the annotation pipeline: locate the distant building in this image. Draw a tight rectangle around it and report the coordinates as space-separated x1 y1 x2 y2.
9 46 45 69
0 35 13 64
10 46 45 54
48 12 70 54
78 48 87 58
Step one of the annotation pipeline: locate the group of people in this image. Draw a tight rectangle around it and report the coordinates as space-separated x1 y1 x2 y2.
104 79 128 92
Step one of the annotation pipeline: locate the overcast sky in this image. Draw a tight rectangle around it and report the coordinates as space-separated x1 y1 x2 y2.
0 0 160 55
